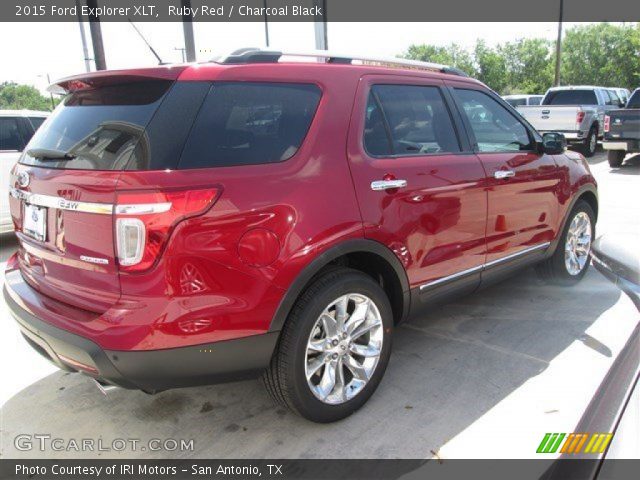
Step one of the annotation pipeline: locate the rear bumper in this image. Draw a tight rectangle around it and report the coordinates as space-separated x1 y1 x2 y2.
3 275 279 391
602 140 639 152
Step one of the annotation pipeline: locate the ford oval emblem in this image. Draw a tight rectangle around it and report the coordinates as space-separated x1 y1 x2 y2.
17 171 30 188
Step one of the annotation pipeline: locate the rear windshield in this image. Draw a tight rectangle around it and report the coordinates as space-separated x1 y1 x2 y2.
543 90 598 106
627 90 640 108
20 81 172 170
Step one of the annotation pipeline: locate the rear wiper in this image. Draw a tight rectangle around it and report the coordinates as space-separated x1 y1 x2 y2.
27 148 76 161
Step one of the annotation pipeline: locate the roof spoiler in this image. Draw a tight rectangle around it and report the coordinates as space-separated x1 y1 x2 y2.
47 66 188 94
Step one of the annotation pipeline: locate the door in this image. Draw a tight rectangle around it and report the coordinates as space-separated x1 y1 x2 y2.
450 87 562 268
347 76 488 296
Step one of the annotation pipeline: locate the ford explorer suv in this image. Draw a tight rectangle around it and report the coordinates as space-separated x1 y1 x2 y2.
519 86 624 157
603 88 640 167
0 110 48 232
4 49 598 423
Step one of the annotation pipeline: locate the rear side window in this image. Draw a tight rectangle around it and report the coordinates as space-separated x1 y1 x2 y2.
505 98 526 107
529 96 542 105
28 117 46 131
543 90 598 105
0 117 25 151
364 85 460 157
179 82 321 169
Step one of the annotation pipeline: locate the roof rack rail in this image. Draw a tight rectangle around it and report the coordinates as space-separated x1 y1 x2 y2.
211 48 469 77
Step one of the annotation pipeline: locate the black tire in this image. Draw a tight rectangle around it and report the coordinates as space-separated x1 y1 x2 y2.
536 200 595 285
607 150 625 168
263 267 393 423
580 126 598 157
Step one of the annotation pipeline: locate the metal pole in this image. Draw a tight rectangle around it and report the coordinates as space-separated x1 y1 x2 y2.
181 0 196 62
75 0 92 72
46 74 54 110
263 0 270 47
554 0 564 86
313 0 328 50
86 0 106 70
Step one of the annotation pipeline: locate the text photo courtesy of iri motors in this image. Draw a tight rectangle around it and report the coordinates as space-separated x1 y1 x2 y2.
0 1 639 479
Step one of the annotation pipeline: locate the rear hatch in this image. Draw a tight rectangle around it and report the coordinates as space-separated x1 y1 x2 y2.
9 69 191 313
606 109 640 140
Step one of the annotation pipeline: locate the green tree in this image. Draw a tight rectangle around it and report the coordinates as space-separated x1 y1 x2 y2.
499 38 554 94
0 82 57 111
474 40 507 92
404 43 476 77
560 23 640 89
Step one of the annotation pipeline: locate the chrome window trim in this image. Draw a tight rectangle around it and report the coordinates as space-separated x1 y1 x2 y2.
419 242 551 291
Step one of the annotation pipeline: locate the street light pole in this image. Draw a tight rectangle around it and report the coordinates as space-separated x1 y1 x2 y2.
86 0 107 70
75 0 92 72
554 0 564 86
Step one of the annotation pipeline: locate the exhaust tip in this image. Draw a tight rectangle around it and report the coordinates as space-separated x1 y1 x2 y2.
92 378 119 396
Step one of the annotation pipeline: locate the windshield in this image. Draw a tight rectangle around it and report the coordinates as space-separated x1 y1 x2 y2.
543 90 598 106
20 81 171 170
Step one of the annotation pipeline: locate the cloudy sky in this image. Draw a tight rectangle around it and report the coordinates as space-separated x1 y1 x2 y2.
1 21 594 93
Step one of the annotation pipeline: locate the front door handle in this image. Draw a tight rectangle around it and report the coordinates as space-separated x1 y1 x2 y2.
494 170 516 180
371 179 408 191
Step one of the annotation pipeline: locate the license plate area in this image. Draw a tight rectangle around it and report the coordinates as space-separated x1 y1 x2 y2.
23 203 47 242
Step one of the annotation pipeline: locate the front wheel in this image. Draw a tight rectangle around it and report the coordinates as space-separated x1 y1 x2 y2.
607 150 626 168
536 200 595 285
263 267 393 422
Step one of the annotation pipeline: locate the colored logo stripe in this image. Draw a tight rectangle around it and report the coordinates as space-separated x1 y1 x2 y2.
537 433 613 454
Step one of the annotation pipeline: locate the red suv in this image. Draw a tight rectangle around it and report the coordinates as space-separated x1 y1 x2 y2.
4 50 597 423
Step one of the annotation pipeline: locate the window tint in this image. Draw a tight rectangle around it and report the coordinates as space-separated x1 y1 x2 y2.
505 98 526 107
604 90 617 106
529 96 542 105
365 85 460 156
455 89 534 153
179 82 321 169
28 117 46 131
20 80 173 170
627 90 640 109
364 93 393 156
0 117 25 151
543 89 598 105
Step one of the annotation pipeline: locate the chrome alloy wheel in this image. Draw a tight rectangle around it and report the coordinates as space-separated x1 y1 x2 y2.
589 132 597 154
305 294 384 405
565 211 592 275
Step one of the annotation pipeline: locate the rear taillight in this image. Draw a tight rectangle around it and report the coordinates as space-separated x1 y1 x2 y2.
115 188 219 272
604 115 610 132
576 111 585 124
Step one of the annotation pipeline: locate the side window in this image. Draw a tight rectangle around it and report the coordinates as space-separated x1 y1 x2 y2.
28 117 46 132
454 89 534 153
0 117 26 151
364 85 460 157
179 82 321 169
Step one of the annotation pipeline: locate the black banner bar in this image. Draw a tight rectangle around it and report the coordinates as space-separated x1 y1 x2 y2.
4 0 640 22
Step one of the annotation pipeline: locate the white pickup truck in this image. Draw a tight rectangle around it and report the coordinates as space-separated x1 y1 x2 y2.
517 86 625 157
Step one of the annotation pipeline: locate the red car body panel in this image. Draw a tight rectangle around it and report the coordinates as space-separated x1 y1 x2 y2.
4 61 597 390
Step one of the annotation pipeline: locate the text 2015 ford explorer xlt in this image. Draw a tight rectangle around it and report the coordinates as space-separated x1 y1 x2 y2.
4 49 598 423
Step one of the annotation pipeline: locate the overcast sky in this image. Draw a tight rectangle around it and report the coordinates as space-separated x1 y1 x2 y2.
1 22 594 94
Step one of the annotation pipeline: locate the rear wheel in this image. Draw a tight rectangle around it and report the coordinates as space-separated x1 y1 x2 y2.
607 150 626 168
263 267 393 423
536 200 595 285
581 126 598 157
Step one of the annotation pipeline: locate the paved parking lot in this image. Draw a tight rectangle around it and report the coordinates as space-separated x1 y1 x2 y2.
1 151 638 459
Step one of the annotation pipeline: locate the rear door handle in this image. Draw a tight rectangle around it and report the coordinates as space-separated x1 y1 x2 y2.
494 170 516 180
371 179 408 191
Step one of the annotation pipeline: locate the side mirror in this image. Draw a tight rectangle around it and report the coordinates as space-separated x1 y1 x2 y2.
540 132 567 155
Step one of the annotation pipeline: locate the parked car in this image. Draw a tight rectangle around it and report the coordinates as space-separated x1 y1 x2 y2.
3 49 598 423
0 110 48 232
612 88 631 106
518 86 624 157
503 94 543 107
602 88 640 167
